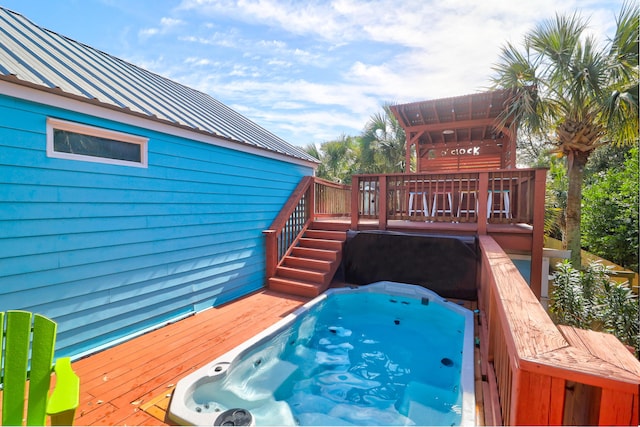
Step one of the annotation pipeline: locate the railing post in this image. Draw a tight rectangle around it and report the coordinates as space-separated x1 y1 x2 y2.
309 177 316 221
529 168 548 299
351 176 360 230
378 176 387 230
263 229 277 280
477 172 489 235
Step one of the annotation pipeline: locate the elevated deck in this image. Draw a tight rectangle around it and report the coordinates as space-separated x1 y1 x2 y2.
266 171 546 298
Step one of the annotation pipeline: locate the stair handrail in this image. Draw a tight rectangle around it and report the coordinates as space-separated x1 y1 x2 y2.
263 176 315 279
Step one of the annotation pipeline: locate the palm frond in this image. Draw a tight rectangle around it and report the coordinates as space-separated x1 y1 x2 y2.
529 12 588 77
609 0 640 80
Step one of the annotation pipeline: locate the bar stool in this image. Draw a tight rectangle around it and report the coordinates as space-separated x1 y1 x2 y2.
431 191 453 217
456 190 477 218
408 192 428 216
487 190 511 218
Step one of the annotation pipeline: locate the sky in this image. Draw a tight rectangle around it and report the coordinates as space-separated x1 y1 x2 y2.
0 0 627 148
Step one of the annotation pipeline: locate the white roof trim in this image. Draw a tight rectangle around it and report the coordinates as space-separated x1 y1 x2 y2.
0 80 318 169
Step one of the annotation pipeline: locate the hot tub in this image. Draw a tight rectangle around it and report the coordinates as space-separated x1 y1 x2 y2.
168 281 476 426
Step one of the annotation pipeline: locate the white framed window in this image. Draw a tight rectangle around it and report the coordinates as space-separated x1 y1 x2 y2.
46 118 148 168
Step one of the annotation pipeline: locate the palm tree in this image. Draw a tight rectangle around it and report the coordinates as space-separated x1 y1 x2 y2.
361 103 407 173
306 136 359 184
304 142 333 183
491 2 639 268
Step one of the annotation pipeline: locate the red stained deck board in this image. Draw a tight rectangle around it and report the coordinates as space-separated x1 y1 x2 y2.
80 298 298 399
72 289 309 426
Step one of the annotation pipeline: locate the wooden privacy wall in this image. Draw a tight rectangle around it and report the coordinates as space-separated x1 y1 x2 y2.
478 236 640 426
416 141 507 172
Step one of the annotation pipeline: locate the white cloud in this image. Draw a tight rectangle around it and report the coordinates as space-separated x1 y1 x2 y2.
179 31 239 48
170 0 626 145
139 27 159 37
185 57 215 66
160 17 184 28
267 58 292 67
178 0 618 46
233 103 369 143
139 16 185 38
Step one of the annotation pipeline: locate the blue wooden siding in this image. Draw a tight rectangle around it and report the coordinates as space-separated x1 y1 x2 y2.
0 94 313 358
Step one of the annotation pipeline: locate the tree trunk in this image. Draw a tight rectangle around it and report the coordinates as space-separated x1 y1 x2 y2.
565 151 590 268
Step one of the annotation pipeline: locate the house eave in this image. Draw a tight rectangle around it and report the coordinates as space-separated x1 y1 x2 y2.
0 77 319 169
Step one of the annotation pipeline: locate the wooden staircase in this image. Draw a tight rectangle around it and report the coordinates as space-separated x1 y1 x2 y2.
268 222 348 298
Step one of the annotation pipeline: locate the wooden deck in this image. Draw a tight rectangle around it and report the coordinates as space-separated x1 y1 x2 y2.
71 289 309 426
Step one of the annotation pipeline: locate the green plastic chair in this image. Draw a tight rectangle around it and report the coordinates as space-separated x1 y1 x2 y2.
1 311 80 426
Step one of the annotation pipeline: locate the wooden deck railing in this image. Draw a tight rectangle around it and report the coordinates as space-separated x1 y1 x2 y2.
350 169 546 230
263 177 351 279
478 235 640 426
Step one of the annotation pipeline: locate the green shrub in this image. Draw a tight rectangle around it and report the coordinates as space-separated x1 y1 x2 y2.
582 146 639 272
550 261 586 327
550 260 639 355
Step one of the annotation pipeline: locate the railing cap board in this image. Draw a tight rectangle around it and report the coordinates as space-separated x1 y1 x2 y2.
521 347 640 393
558 325 640 379
352 167 548 178
313 177 350 190
492 262 568 356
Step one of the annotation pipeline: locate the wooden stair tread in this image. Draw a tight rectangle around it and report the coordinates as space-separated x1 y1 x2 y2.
291 246 339 261
304 229 347 241
299 237 343 250
311 221 350 231
276 265 328 284
283 256 332 272
268 277 326 298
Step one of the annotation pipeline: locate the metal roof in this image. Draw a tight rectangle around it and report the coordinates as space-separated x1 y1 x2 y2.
0 7 318 164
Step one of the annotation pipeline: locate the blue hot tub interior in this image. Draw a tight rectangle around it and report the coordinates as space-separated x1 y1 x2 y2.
168 282 475 426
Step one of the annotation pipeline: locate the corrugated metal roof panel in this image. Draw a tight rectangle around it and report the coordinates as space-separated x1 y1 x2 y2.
0 7 318 163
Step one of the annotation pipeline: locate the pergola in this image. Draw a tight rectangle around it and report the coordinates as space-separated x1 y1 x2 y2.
391 89 517 173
